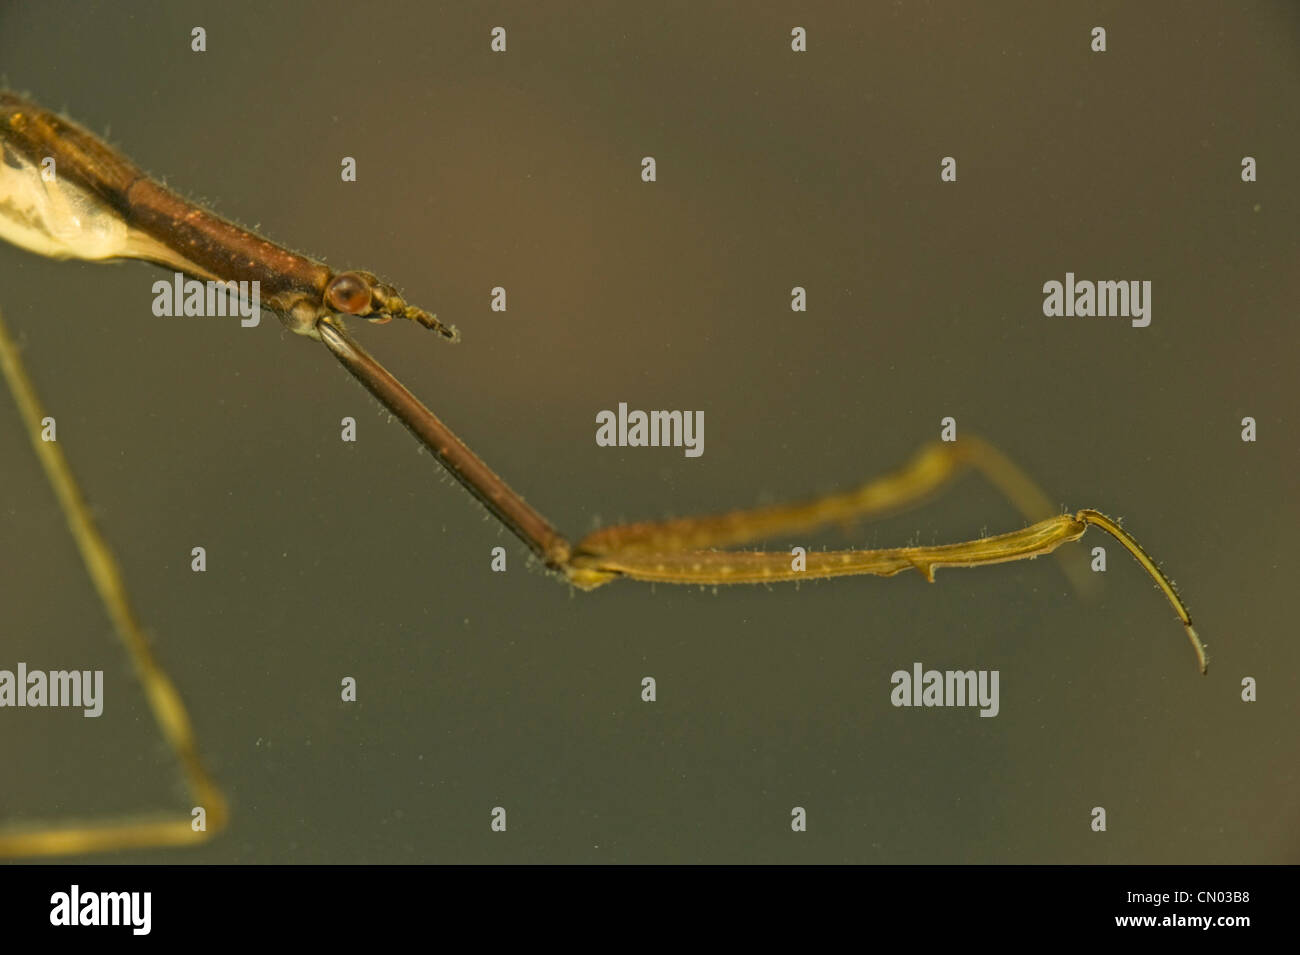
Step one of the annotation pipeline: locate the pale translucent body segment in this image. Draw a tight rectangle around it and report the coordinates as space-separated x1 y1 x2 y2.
0 309 227 858
0 136 213 277
0 140 132 259
950 436 1058 526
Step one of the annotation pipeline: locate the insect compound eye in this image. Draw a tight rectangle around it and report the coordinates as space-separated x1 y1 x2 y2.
325 271 375 315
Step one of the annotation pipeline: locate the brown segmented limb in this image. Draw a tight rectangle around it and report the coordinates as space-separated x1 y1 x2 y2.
315 318 1205 675
318 318 572 570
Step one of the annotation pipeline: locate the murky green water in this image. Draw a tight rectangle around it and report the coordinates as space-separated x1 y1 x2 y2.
1 1 1296 863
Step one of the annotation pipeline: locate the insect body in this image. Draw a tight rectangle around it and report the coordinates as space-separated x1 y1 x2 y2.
0 92 455 340
0 91 1208 858
0 91 1208 665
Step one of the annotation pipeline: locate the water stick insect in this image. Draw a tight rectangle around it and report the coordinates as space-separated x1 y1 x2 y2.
0 92 1208 856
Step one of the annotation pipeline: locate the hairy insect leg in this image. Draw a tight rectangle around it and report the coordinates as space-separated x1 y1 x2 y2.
573 435 1092 590
568 510 1206 674
0 309 227 857
576 437 1064 551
